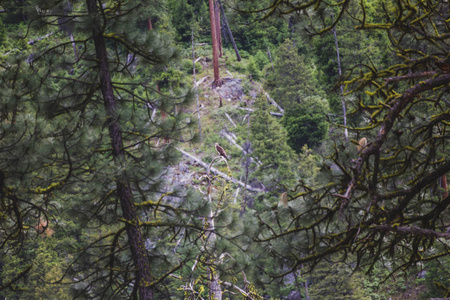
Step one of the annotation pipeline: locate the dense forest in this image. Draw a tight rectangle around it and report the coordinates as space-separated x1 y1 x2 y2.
0 0 449 299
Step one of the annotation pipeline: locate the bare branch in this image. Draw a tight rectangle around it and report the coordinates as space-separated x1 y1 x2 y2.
176 147 263 192
372 225 450 239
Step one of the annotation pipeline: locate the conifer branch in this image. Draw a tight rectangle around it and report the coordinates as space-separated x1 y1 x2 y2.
337 73 450 207
371 225 450 239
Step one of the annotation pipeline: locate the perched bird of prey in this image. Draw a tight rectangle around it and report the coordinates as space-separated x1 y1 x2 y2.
215 143 228 159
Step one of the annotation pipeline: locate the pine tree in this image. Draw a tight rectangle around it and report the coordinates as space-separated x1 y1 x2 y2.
250 96 297 191
244 0 450 281
308 260 371 300
0 1 205 298
167 0 195 42
268 38 324 111
282 95 330 152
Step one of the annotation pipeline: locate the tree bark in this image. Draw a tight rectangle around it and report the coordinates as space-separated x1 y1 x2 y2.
86 1 153 299
208 0 222 87
206 159 223 300
69 33 79 61
301 264 310 300
214 0 223 57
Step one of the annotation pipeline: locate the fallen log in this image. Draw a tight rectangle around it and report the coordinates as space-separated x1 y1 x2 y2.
176 147 263 193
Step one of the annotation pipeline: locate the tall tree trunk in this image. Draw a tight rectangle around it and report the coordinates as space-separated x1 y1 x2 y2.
242 115 250 212
206 161 223 300
192 29 202 142
214 0 223 57
208 247 222 300
300 264 310 300
293 270 303 300
332 20 348 141
217 0 241 61
86 1 153 299
70 33 79 61
208 0 222 87
147 18 153 30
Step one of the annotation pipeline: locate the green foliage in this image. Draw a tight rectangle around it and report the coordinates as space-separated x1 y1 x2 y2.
297 145 321 184
267 38 324 110
1 0 33 24
254 49 270 70
0 0 203 298
250 96 297 189
0 240 71 299
309 260 371 300
246 56 262 81
242 1 450 297
313 33 339 89
225 0 289 53
167 0 195 42
282 95 329 152
1 0 449 298
0 18 6 47
224 48 247 72
187 0 210 41
421 256 450 299
153 66 187 90
181 58 202 74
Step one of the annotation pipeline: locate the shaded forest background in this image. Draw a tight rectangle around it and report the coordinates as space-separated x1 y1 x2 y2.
0 0 449 299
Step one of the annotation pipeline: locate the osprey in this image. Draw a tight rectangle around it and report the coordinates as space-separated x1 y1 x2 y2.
215 143 228 159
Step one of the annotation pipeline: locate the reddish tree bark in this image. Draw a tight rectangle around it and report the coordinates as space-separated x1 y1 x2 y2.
208 0 222 87
214 0 222 57
86 1 153 299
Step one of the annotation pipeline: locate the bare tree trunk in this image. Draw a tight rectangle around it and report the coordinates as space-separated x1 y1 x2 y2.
332 20 348 141
208 239 222 300
242 114 251 212
302 264 310 300
192 29 202 142
86 1 153 299
70 33 79 61
293 270 303 300
209 0 222 87
206 205 221 300
214 0 223 57
176 148 262 192
217 0 241 61
147 18 153 30
206 160 223 300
